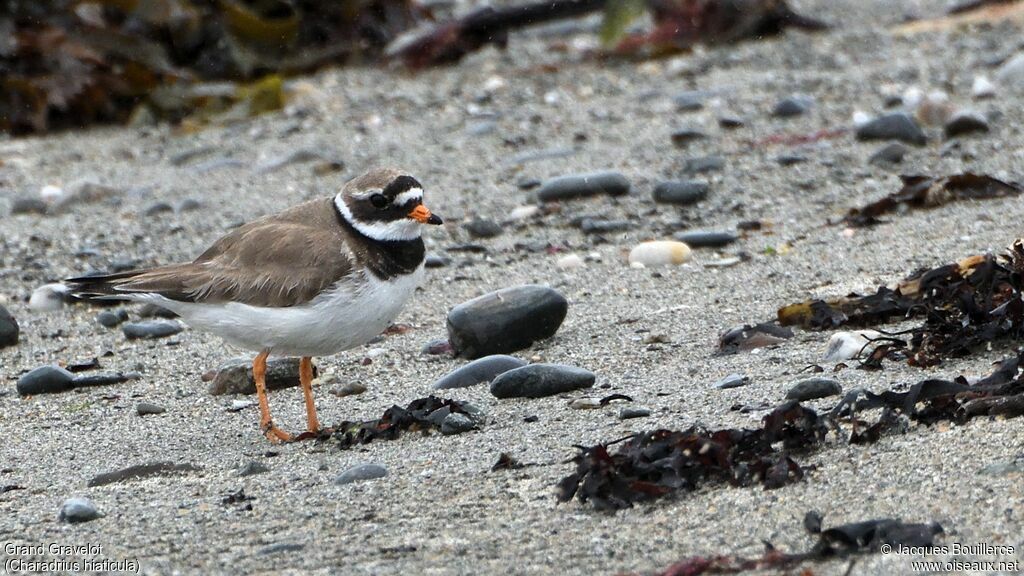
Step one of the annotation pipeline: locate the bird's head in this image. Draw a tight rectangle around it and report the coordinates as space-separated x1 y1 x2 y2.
334 168 443 241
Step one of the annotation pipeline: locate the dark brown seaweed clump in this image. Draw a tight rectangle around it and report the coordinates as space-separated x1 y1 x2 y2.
333 396 477 449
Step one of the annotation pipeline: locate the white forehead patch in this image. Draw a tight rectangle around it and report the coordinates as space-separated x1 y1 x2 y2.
334 194 422 242
351 188 381 200
394 188 423 205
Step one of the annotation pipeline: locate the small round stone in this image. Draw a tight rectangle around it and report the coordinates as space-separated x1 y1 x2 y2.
122 321 183 340
855 113 927 146
652 181 709 205
619 407 651 420
869 142 908 165
786 378 842 401
446 285 568 359
335 463 387 485
772 95 814 117
536 172 630 202
628 241 692 267
944 110 989 138
441 412 477 435
464 218 503 239
490 364 596 399
96 309 128 328
136 402 166 416
672 230 738 248
431 355 527 390
713 374 749 389
17 365 75 396
557 254 585 270
59 497 102 523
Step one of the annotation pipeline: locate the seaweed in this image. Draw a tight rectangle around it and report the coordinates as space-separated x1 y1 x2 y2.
333 396 478 449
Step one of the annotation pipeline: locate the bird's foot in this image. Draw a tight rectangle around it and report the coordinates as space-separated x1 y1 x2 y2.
261 420 294 443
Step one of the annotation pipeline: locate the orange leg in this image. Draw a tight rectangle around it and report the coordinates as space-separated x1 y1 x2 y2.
254 350 292 443
300 356 320 434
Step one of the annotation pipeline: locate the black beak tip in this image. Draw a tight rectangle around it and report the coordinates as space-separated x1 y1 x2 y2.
427 214 443 225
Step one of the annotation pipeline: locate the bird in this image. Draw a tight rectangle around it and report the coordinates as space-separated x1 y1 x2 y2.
66 168 443 443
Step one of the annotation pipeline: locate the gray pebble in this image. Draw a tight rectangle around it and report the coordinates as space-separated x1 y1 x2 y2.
208 357 309 395
441 412 477 435
670 128 707 148
431 355 527 390
579 219 632 234
978 457 1024 476
673 91 706 111
136 402 166 416
464 218 503 239
490 364 595 399
329 382 367 397
137 303 177 318
772 95 814 117
672 230 737 248
683 156 725 174
619 407 651 420
776 154 807 166
0 305 19 348
143 202 174 217
335 463 387 485
713 373 750 389
944 110 989 138
537 172 630 202
718 115 745 129
447 285 568 359
17 365 75 396
652 180 709 205
996 53 1024 89
869 142 908 165
424 254 451 268
122 320 183 340
10 197 48 215
177 198 202 212
59 497 102 523
856 113 927 146
239 461 270 476
786 378 842 401
96 309 128 328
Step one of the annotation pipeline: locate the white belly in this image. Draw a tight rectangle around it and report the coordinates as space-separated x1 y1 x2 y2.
138 266 424 357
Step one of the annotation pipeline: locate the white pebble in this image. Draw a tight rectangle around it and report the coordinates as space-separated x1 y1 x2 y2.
483 75 506 92
29 283 69 312
972 75 997 99
569 398 602 410
228 400 255 412
902 86 924 109
824 330 883 362
852 110 871 127
365 348 388 359
508 205 539 221
628 241 692 267
39 184 66 203
557 254 584 270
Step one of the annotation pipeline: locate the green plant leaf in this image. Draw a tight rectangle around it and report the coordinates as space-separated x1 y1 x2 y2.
600 0 646 47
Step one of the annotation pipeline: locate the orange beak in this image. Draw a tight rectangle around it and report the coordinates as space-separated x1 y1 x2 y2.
408 204 443 225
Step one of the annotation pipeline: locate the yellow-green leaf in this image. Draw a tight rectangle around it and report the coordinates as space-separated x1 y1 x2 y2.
600 0 647 47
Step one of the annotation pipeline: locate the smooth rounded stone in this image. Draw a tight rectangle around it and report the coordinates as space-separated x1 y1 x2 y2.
824 330 882 362
29 283 69 311
0 305 19 348
136 402 166 416
855 113 927 146
569 397 603 410
424 254 451 268
557 254 585 270
670 128 707 147
718 114 746 129
652 180 709 205
628 241 691 267
143 202 173 217
672 230 737 248
996 53 1024 90
673 91 706 111
508 205 539 221
446 285 568 359
972 75 996 99
329 382 367 397
536 172 630 202
228 399 255 412
239 461 270 476
944 110 989 137
869 142 908 165
682 156 726 174
137 302 177 318
579 219 632 234
619 407 651 420
713 373 749 389
489 364 595 399
122 320 183 340
431 355 527 390
17 365 75 396
208 357 309 395
59 497 102 523
335 463 387 485
10 197 48 215
776 154 807 166
464 218 503 239
772 95 813 117
96 309 128 328
177 198 202 212
441 412 477 435
786 378 842 401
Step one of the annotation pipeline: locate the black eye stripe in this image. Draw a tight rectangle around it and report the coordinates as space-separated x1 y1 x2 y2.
383 175 422 197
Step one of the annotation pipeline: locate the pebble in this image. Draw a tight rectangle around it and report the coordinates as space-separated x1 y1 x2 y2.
96 309 128 328
673 91 706 111
177 198 202 212
824 330 882 362
718 114 745 129
17 365 75 396
29 283 69 311
619 407 651 420
977 457 1024 476
996 53 1024 90
557 254 585 270
122 320 183 340
441 412 477 435
579 219 632 234
143 202 174 217
944 110 989 137
431 355 527 390
855 113 927 146
0 305 19 347
772 95 813 117
972 75 997 99
507 205 539 221
915 91 952 126
137 303 177 318
447 285 568 359
713 374 749 389
424 254 451 268
628 241 691 267
464 218 503 239
208 357 309 395
652 180 709 205
776 154 807 166
228 399 255 412
672 230 737 248
59 497 102 523
136 402 166 416
536 172 630 202
239 461 270 476
670 128 707 147
869 142 908 165
329 382 367 397
786 378 842 401
335 463 387 485
421 338 454 356
569 398 603 410
10 197 48 215
490 364 595 399
682 156 725 174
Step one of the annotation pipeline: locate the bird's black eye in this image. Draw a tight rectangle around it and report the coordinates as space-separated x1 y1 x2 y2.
369 193 389 209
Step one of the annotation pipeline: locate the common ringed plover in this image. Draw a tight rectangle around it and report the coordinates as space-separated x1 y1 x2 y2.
67 168 443 442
